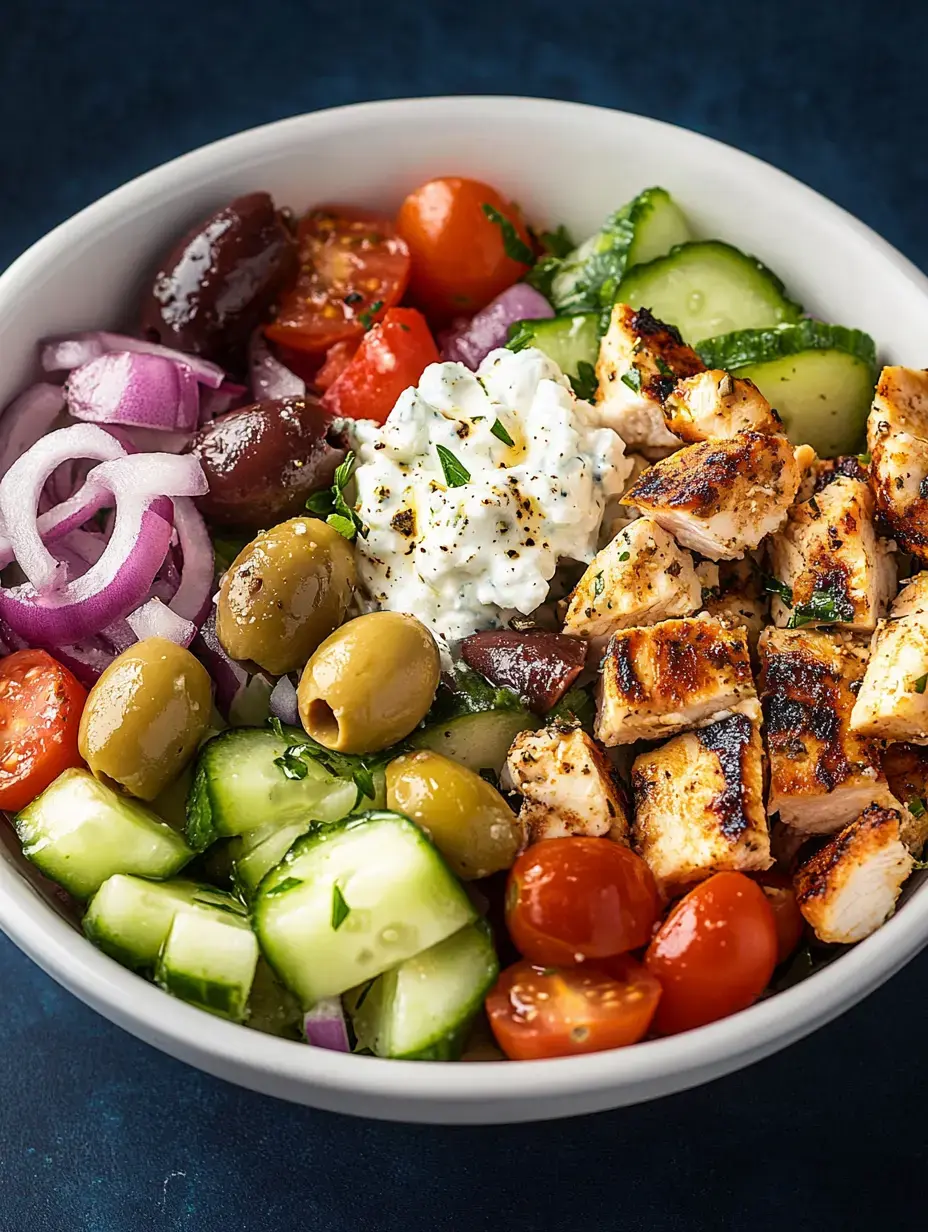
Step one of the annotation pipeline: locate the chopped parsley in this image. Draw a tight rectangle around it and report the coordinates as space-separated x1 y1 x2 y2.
505 321 535 353
490 418 515 447
481 203 534 265
547 685 596 732
654 356 674 379
914 674 928 695
331 883 351 930
538 223 574 257
593 571 605 597
569 360 597 402
787 588 854 629
269 717 380 809
305 451 367 542
908 797 927 819
264 876 304 898
273 749 310 780
357 299 384 330
762 574 794 607
618 551 630 562
620 367 642 394
436 444 470 487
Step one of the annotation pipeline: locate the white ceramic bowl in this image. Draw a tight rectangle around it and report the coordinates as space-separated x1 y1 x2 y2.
2 97 927 1125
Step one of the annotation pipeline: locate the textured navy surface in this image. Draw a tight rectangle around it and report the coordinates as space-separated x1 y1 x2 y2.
1 1 927 1228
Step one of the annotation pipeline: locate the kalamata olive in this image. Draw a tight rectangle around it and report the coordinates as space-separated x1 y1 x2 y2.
216 518 356 676
140 192 298 370
190 396 345 528
460 631 587 713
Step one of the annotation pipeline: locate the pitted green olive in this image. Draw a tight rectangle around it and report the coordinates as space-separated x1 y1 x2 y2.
298 611 440 754
386 751 523 880
78 637 211 801
216 517 356 676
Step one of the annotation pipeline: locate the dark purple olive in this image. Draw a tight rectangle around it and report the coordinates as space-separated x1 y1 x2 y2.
189 396 345 528
461 631 587 713
141 193 298 371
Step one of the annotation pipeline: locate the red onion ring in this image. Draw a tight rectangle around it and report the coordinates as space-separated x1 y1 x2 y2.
168 497 214 626
41 331 226 390
0 384 67 480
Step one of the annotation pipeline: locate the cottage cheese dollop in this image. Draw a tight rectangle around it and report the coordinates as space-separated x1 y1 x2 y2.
350 347 631 640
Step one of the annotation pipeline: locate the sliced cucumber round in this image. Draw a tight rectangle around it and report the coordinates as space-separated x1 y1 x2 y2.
615 240 802 343
410 707 536 775
508 313 600 383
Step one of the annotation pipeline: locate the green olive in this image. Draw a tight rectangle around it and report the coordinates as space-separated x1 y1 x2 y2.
216 517 356 676
298 611 440 754
78 637 212 801
385 751 523 879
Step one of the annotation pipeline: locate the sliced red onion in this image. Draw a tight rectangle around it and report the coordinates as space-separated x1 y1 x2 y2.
66 352 200 433
249 330 305 401
51 638 116 686
41 331 226 389
303 999 350 1052
168 497 213 625
269 675 299 726
440 285 554 369
0 384 67 480
194 609 248 716
200 380 248 423
127 597 196 646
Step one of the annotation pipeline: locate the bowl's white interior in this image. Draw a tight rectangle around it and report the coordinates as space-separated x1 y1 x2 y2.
2 97 928 1124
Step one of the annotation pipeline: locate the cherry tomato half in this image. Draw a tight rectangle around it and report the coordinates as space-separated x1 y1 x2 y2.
314 338 360 391
645 872 778 1036
486 955 662 1060
754 869 805 965
396 177 533 322
265 207 410 354
0 650 87 811
321 307 439 422
506 837 660 966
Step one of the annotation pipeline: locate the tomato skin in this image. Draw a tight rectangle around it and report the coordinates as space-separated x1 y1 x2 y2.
753 869 805 965
486 957 661 1060
645 872 778 1036
315 339 360 391
265 207 410 354
0 650 87 811
321 307 439 422
396 177 532 322
505 837 660 966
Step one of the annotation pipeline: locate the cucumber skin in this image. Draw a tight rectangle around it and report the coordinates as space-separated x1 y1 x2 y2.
696 320 878 373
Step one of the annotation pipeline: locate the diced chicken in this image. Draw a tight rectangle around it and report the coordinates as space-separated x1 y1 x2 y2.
758 626 900 833
622 431 812 560
767 475 896 631
880 743 928 854
867 366 928 562
796 454 869 503
662 369 782 442
699 557 769 655
850 603 928 743
793 804 914 944
887 570 928 620
562 517 701 642
595 303 704 454
503 723 630 844
630 711 771 897
598 452 650 546
596 616 759 746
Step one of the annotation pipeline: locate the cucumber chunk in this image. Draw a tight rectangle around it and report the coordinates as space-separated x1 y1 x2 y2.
156 905 259 1023
551 187 691 313
82 874 243 971
232 819 312 900
13 768 192 900
696 321 878 456
410 708 535 775
246 958 303 1039
508 314 600 383
185 726 359 851
615 240 802 344
253 810 476 1006
345 921 499 1060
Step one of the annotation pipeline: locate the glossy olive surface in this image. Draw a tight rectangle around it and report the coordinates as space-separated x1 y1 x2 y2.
140 192 298 369
460 630 587 712
190 396 345 528
216 518 356 676
298 611 440 754
78 638 212 801
386 751 523 879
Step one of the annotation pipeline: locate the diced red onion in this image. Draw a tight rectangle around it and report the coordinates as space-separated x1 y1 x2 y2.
440 285 554 369
269 675 299 726
66 352 200 433
193 609 248 716
303 999 350 1052
126 597 196 647
0 384 67 480
249 329 305 401
50 637 116 686
41 331 226 389
199 380 248 424
168 497 213 625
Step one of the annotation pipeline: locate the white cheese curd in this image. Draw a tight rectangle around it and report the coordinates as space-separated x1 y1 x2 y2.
350 347 632 641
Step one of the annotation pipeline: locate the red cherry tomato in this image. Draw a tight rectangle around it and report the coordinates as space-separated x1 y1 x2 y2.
753 869 805 965
266 207 410 354
315 339 360 391
0 650 87 811
645 872 778 1036
396 177 532 322
505 837 661 966
486 956 662 1060
321 307 439 423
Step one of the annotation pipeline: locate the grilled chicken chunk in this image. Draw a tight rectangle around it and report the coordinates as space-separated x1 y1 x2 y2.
796 454 870 503
631 711 771 897
886 570 928 620
850 585 928 743
562 517 701 642
793 804 914 943
698 557 768 655
867 366 928 562
880 742 928 854
622 431 812 560
662 369 782 442
595 304 704 454
767 474 896 631
503 723 630 844
758 626 900 833
596 616 759 746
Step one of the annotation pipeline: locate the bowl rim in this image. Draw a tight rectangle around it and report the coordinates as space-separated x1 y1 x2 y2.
2 94 928 1114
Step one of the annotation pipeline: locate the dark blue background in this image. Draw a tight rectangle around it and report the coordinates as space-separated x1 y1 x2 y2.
2 2 927 1228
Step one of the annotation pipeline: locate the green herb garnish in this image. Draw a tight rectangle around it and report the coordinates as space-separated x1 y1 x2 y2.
762 575 794 607
787 588 854 629
908 797 927 818
655 356 674 379
269 717 381 809
620 368 642 394
273 750 310 780
538 224 574 258
568 360 597 402
357 299 384 330
331 883 351 930
481 203 534 265
490 418 515 447
593 571 605 597
506 321 535 353
914 674 928 695
618 551 630 562
547 685 596 732
305 450 367 542
265 877 304 898
436 444 470 487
